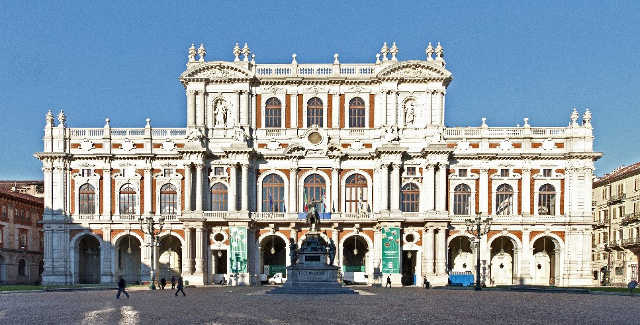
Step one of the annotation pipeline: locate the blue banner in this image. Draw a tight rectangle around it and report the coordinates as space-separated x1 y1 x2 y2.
298 212 331 220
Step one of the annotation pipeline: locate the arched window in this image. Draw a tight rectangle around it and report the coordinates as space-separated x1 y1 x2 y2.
18 259 26 276
160 184 177 215
303 174 326 212
262 174 285 212
538 184 556 215
307 97 323 127
79 183 95 215
345 174 368 213
454 184 471 215
265 97 281 128
119 184 137 215
210 183 228 211
401 183 420 212
349 97 366 128
496 184 514 215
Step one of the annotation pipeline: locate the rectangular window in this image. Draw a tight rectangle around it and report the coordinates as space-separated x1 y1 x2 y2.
543 169 552 177
81 169 91 177
406 167 416 176
214 167 224 176
458 169 467 177
163 169 172 177
500 169 509 177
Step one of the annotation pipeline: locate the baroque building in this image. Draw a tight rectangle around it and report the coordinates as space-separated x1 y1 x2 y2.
35 42 599 287
592 162 640 286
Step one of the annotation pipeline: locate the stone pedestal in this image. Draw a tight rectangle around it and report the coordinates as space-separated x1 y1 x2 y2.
269 232 355 294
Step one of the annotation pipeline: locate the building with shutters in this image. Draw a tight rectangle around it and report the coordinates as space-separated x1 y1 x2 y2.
35 42 600 287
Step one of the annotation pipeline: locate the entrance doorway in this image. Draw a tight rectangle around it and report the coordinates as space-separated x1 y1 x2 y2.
212 250 227 284
77 235 100 284
402 250 417 286
260 235 287 277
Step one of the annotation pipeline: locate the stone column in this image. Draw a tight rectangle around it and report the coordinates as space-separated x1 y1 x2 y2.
521 168 531 216
520 229 532 283
435 227 446 274
331 168 339 213
241 164 249 211
195 226 205 275
183 227 193 274
187 90 196 128
196 90 205 127
184 165 192 212
424 227 435 274
425 165 435 211
390 164 400 211
289 167 298 213
241 91 249 126
479 168 489 214
195 164 203 212
380 164 389 211
144 168 152 215
229 164 237 211
435 163 447 212
103 168 111 218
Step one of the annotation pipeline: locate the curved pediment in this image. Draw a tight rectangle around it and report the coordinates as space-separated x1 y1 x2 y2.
179 62 253 81
376 61 452 82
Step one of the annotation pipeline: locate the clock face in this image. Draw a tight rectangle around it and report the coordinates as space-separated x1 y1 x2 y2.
307 132 322 145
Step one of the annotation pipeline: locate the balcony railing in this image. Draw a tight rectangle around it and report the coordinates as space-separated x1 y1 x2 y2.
68 127 186 140
621 212 640 225
608 193 626 204
255 63 377 78
443 127 568 139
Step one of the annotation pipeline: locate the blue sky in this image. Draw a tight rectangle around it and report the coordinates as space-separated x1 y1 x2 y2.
0 1 638 179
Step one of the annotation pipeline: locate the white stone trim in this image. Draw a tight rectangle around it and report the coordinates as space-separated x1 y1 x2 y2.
256 170 289 212
344 93 370 129
298 169 331 211
154 172 184 216
491 174 521 216
72 171 101 217
261 94 286 129
302 93 328 129
340 170 373 213
113 172 142 217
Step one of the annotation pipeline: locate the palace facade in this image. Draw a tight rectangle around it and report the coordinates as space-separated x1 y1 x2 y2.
35 42 599 287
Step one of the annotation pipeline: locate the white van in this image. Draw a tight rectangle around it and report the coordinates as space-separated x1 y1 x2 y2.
343 272 367 284
268 272 286 284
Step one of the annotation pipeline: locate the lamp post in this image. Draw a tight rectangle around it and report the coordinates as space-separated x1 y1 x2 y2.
465 213 492 291
139 216 165 290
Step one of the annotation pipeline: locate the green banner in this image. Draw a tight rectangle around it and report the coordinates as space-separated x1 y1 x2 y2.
381 227 400 274
229 226 247 273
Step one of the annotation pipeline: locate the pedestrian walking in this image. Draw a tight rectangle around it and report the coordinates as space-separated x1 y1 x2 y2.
423 275 430 289
160 277 167 290
386 275 392 288
116 277 129 299
175 276 186 296
171 276 176 289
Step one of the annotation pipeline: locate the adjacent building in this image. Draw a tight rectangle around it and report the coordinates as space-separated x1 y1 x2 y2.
0 182 44 284
592 162 640 286
35 42 599 287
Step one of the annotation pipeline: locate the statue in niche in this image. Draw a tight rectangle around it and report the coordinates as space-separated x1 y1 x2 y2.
404 100 416 127
328 239 336 265
215 99 228 127
289 238 298 265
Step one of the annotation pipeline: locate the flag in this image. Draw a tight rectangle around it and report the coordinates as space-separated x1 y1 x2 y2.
303 190 308 212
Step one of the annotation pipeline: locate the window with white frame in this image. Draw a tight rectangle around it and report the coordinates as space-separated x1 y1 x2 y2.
348 97 366 128
306 97 323 127
119 184 137 215
265 97 282 128
81 169 92 177
500 169 509 177
458 169 467 177
543 169 552 177
345 174 367 213
159 184 177 215
406 167 416 176
78 183 95 215
453 184 471 215
214 167 224 176
210 183 228 211
262 174 285 212
400 183 419 212
538 184 556 215
496 184 514 215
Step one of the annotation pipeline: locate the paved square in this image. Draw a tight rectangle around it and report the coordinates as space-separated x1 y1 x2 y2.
0 287 635 324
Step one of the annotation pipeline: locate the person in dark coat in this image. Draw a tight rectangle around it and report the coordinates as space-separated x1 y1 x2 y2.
160 278 167 290
171 276 176 289
386 275 392 288
116 277 129 299
175 276 186 296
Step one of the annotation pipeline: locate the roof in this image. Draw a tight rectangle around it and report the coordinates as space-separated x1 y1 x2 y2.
0 184 44 205
593 161 640 187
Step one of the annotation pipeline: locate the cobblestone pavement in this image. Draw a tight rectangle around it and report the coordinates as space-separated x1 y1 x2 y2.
0 286 636 324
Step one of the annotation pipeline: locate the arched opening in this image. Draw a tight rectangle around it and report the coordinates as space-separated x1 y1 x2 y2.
490 236 515 285
453 184 471 215
532 236 558 285
345 174 368 213
260 235 287 278
538 184 556 215
0 255 6 283
400 183 419 212
160 184 177 215
303 174 326 212
349 97 366 128
343 235 369 284
116 234 142 284
306 97 323 127
77 235 101 284
265 97 282 128
262 174 285 212
496 184 514 215
79 183 95 215
210 183 228 211
18 259 26 277
158 235 182 280
119 184 137 215
448 236 473 273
